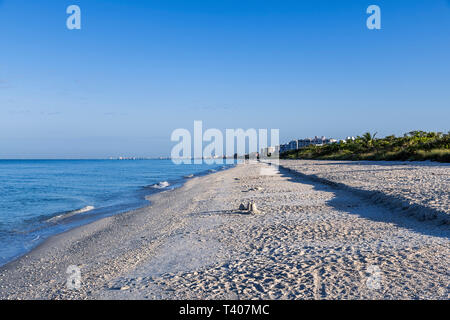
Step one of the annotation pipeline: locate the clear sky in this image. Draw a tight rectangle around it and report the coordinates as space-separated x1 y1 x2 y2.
0 0 449 158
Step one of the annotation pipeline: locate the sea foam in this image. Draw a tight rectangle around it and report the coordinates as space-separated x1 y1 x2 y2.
151 181 170 189
47 205 95 223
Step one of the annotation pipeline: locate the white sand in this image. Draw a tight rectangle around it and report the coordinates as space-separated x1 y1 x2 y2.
280 160 450 223
0 161 448 300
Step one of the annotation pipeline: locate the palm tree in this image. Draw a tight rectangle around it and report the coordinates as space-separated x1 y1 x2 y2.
362 132 377 148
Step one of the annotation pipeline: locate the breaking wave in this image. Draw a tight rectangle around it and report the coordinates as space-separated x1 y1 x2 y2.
150 181 170 189
46 205 95 223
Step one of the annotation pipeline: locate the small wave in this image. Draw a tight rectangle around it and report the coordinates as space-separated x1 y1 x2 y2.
183 174 194 178
47 205 95 223
150 181 170 189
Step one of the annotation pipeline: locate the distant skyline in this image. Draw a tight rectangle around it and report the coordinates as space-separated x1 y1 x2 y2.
1 0 449 159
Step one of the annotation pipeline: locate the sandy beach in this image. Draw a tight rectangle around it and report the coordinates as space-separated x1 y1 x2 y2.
0 160 448 300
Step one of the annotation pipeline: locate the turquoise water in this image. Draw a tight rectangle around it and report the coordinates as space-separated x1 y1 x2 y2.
0 160 230 266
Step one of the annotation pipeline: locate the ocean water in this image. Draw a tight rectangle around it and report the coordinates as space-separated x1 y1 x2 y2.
0 159 231 266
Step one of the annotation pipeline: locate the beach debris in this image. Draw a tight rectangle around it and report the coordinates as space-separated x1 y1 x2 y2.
238 202 262 214
239 201 261 214
239 203 248 210
249 202 261 214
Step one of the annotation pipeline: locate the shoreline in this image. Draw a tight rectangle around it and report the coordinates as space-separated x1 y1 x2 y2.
0 165 243 299
0 161 448 299
0 163 233 268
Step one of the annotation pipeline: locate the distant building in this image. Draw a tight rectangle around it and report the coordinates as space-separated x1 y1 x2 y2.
299 136 337 146
279 136 337 153
288 140 298 150
339 136 355 144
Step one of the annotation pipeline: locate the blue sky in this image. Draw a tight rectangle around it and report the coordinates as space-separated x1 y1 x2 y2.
0 0 449 158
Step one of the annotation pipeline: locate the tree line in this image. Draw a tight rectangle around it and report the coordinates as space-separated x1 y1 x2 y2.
281 131 450 163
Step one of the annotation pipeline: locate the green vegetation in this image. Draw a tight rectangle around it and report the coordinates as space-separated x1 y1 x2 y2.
281 131 450 163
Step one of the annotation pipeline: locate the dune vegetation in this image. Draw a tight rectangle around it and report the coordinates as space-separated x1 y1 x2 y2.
281 131 450 163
